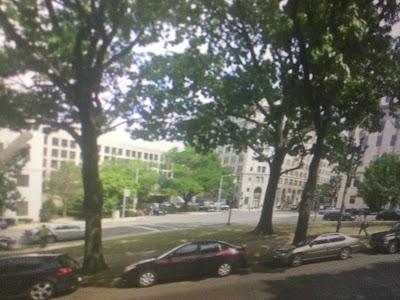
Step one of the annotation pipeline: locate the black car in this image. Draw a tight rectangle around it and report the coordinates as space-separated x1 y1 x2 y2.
121 240 247 287
323 211 356 221
369 222 400 253
0 253 82 300
375 210 400 221
0 235 15 250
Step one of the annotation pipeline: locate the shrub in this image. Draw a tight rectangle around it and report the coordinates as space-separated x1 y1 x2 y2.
39 199 58 222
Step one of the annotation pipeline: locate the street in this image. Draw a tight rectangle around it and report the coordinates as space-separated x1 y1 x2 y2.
57 250 400 300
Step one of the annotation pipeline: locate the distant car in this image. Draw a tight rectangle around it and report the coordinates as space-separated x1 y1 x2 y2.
21 224 85 244
290 204 299 211
153 208 167 216
375 210 400 221
0 220 8 230
323 211 356 221
346 208 371 216
369 222 400 253
121 240 247 287
273 232 361 267
0 235 15 250
318 207 340 215
0 253 82 300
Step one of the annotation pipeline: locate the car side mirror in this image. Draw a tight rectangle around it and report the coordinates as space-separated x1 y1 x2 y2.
309 242 314 247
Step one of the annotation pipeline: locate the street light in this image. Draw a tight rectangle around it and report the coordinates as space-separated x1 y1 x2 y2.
217 174 236 212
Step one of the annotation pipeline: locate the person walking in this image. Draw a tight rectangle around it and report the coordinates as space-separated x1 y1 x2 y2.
358 214 369 238
39 224 50 247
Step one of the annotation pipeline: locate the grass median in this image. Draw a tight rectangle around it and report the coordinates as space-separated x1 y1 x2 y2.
11 221 399 287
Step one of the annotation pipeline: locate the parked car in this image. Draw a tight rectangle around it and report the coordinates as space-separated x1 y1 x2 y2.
323 211 356 221
153 208 167 216
121 240 247 287
318 207 340 215
0 220 8 230
369 222 400 253
375 209 400 221
345 207 371 216
0 253 82 300
21 224 85 244
0 235 16 250
273 232 361 267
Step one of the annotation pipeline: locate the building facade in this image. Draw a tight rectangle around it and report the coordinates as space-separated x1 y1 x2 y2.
337 97 400 209
0 127 180 221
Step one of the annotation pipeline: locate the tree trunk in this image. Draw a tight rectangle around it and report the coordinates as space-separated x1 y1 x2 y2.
0 132 32 165
251 149 286 235
80 109 108 274
293 135 324 244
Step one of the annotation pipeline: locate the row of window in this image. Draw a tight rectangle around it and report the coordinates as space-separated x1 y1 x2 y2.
45 136 77 149
374 134 398 147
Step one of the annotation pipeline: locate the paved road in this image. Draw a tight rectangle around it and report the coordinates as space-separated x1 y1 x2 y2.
57 250 400 300
1 210 300 246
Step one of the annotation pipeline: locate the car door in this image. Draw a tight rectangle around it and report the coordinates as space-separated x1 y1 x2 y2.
197 242 223 275
304 237 330 260
325 235 346 257
158 244 199 280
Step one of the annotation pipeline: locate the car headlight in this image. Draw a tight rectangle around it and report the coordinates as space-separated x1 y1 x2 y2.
274 251 289 257
124 263 136 273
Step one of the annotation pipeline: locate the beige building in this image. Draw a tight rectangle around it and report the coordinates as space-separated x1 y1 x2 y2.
337 97 400 209
0 127 180 221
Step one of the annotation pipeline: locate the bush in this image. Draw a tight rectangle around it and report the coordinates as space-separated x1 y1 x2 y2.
39 199 58 222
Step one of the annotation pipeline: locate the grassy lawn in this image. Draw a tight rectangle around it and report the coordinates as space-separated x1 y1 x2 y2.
6 221 397 287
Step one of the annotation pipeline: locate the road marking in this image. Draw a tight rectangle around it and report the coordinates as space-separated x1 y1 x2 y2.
131 226 160 232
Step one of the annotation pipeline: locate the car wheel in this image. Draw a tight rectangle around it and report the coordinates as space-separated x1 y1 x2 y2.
291 253 303 267
137 270 157 287
339 247 351 260
387 241 398 254
29 281 55 300
46 236 57 243
217 262 232 277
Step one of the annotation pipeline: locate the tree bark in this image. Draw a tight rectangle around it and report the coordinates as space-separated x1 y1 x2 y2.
80 106 108 274
293 135 324 244
251 148 286 235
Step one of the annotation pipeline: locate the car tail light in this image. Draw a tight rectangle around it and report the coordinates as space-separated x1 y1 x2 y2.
55 267 73 276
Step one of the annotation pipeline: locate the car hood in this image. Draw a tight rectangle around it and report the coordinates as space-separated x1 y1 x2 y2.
370 230 394 238
135 258 157 266
275 244 297 252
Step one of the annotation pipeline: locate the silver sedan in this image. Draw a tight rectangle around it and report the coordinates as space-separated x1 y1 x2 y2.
21 224 85 244
273 232 362 267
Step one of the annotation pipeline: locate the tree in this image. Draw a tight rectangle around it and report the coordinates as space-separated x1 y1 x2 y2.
358 153 400 211
132 0 312 235
162 148 233 209
284 0 396 244
0 1 184 273
46 162 83 217
0 152 27 216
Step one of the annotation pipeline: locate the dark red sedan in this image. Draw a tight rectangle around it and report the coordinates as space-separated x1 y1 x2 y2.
121 240 247 287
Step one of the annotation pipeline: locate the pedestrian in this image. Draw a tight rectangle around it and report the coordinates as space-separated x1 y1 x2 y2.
358 214 369 238
39 224 50 247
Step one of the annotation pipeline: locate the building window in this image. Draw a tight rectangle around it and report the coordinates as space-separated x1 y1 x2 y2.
380 115 387 127
230 156 236 163
284 178 288 184
137 152 142 159
349 196 356 204
223 157 229 164
61 150 67 158
43 148 47 156
391 134 397 146
154 154 158 161
126 150 131 157
131 151 136 158
70 151 76 159
237 166 242 172
44 135 48 145
61 139 68 147
70 141 76 148
238 155 244 163
43 159 46 167
112 147 116 154
51 149 58 157
385 96 391 103
353 177 360 187
376 135 382 147
51 160 58 168
52 137 59 146
105 146 110 154
144 153 148 159
118 148 122 155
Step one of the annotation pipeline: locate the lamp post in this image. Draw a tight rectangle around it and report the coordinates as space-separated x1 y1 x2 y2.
217 174 235 212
